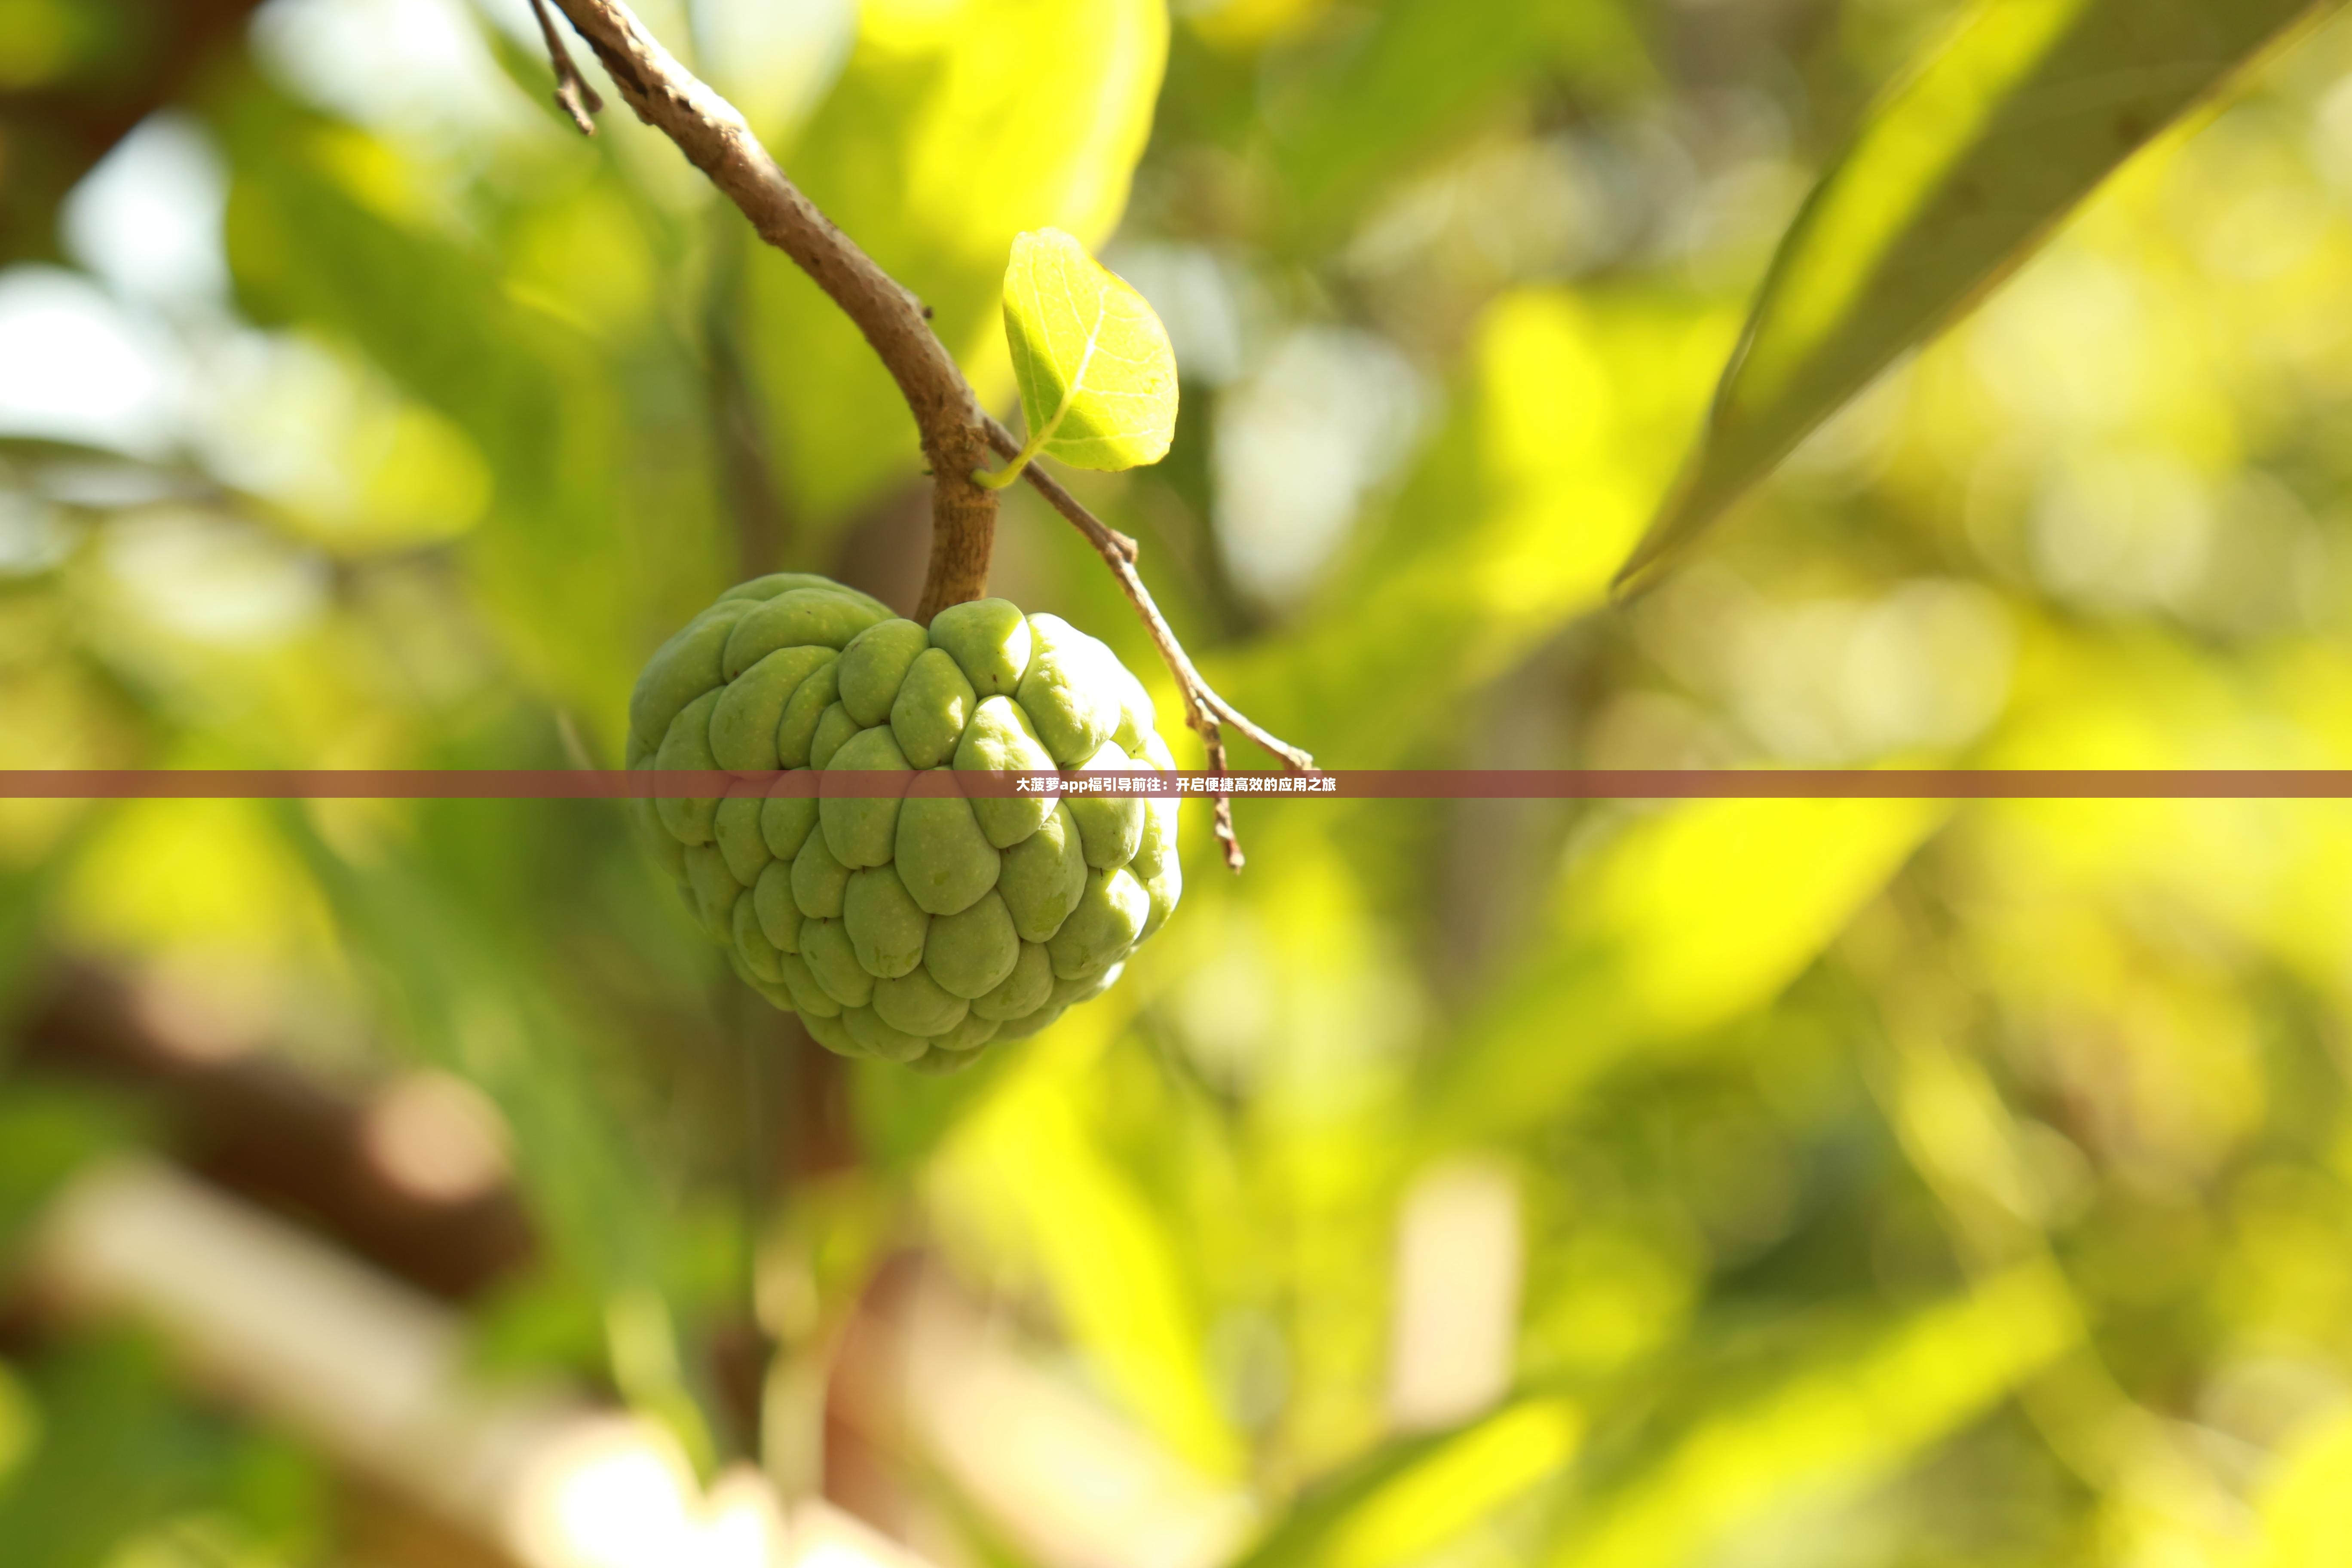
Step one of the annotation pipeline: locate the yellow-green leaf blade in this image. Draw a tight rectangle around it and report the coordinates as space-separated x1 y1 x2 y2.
1436 792 1949 1139
1002 227 1179 472
1546 1263 2083 1568
1616 0 2340 595
740 0 1169 527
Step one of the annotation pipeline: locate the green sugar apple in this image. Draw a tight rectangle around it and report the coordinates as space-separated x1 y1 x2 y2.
626 573 1181 1069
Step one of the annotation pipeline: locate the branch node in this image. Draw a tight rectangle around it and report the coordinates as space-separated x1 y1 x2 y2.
530 0 604 135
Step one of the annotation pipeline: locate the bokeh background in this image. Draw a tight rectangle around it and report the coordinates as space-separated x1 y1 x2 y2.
6 0 2352 1564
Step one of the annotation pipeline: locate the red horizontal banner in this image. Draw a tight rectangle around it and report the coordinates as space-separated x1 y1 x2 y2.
4 769 2352 799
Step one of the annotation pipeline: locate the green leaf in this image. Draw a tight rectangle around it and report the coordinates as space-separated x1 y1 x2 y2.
741 0 1170 526
2262 1406 2352 1567
989 227 1179 485
0 1335 326 1568
1222 286 1735 767
1544 1265 2080 1568
1615 0 2341 594
269 800 726 1470
1437 793 1949 1138
0 1085 139 1264
1234 1398 1583 1568
217 84 732 745
931 1026 1242 1478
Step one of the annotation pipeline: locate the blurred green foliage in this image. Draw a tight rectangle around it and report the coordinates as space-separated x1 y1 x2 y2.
1623 0 2342 590
7 0 2352 1564
0 1336 328 1568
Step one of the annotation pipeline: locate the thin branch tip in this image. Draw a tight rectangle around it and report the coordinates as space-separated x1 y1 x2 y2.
529 0 603 135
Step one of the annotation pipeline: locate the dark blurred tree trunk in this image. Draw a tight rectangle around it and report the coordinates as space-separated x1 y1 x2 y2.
10 962 538 1298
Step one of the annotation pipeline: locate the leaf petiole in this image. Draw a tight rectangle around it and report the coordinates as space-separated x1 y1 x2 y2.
972 446 1038 490
971 414 1060 490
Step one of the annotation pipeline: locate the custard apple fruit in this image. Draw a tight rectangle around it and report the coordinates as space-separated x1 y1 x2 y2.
626 573 1180 1069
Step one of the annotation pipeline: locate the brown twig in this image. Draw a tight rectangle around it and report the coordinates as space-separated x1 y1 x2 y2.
537 0 1311 869
527 0 603 135
982 420 1314 870
540 0 995 615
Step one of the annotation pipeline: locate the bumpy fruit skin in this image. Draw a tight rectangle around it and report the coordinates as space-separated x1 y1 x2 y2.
627 573 1181 1067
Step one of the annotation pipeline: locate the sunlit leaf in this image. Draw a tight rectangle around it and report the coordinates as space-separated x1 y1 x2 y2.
1232 1398 1581 1568
2262 1407 2352 1567
1223 1425 1464 1568
997 227 1177 477
60 799 334 961
1547 1265 2081 1568
743 0 1169 526
1438 793 1949 1137
1617 0 2341 593
929 1009 1241 1478
1323 1400 1580 1568
1223 287 1734 766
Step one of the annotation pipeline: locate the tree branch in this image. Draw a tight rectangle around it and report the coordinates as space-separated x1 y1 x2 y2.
543 0 996 617
536 0 1311 870
527 0 603 135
